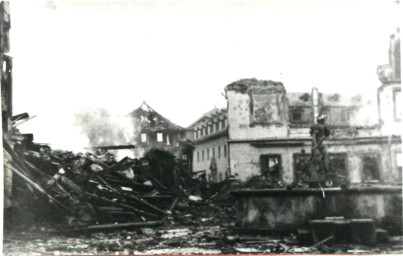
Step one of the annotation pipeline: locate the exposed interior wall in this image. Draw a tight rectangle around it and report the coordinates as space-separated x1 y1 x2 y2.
227 90 288 141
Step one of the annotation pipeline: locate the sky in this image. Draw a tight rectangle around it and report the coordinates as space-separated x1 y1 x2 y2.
9 0 400 150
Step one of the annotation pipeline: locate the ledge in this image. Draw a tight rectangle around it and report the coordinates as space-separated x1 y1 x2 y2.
231 186 403 197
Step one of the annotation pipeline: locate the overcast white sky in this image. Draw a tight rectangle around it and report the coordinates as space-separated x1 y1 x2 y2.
9 0 400 149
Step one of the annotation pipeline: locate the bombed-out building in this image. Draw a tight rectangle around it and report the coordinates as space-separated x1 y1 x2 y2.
225 79 401 184
127 101 193 169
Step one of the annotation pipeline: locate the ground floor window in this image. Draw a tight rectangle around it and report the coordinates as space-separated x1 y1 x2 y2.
293 152 348 184
260 154 281 179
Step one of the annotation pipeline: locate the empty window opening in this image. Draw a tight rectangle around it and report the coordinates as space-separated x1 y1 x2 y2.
141 133 147 142
157 133 163 142
260 154 281 179
361 154 381 181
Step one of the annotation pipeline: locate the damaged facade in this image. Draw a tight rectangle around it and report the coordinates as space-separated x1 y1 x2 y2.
224 79 401 184
127 101 193 171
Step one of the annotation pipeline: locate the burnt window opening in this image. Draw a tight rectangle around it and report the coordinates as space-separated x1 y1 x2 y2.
299 93 310 102
207 149 210 160
224 145 227 158
328 93 341 102
361 154 381 182
218 146 221 158
202 150 205 161
260 154 281 179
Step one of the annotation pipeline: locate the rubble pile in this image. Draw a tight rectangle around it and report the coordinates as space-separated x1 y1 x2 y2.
3 138 236 234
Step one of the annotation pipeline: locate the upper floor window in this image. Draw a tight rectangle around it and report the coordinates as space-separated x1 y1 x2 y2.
361 154 381 181
218 146 221 158
221 120 225 129
202 150 205 161
224 145 227 157
157 133 163 142
209 125 213 134
215 122 219 131
141 133 147 143
205 127 208 136
212 148 215 158
197 151 200 162
207 149 210 160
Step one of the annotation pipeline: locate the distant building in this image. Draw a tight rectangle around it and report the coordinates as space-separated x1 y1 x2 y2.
188 108 229 182
127 101 193 170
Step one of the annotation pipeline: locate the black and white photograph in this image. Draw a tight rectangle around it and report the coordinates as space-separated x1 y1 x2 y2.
1 0 402 254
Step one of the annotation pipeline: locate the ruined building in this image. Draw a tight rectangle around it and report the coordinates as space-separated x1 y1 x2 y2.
127 101 193 170
224 79 401 184
190 30 401 185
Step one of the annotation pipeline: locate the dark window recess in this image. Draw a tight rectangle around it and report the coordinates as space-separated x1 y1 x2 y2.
361 154 381 181
219 173 222 182
260 154 281 179
224 145 227 157
328 153 348 181
207 149 210 160
291 111 303 122
293 153 348 184
202 151 205 161
210 125 213 133
212 148 215 158
218 146 221 158
215 123 219 131
197 152 200 162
